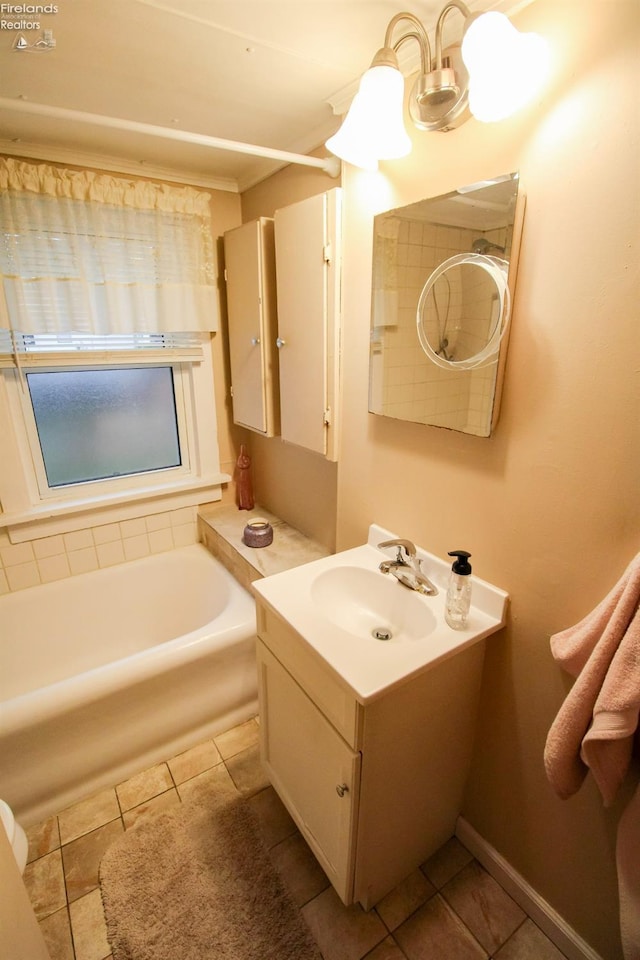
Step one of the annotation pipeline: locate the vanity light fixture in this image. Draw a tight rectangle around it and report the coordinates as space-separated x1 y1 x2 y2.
325 2 548 170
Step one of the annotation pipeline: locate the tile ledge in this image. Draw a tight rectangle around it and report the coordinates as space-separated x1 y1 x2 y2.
198 503 330 589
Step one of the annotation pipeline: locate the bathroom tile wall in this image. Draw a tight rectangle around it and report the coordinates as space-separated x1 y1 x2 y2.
375 219 471 427
0 506 199 595
374 220 507 431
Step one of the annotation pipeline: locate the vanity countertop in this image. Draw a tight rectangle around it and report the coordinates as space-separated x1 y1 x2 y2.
252 524 509 703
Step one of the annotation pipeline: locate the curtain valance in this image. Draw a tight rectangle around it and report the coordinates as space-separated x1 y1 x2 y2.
0 157 212 216
0 158 219 335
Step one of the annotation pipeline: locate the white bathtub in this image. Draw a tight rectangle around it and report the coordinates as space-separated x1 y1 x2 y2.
0 543 258 824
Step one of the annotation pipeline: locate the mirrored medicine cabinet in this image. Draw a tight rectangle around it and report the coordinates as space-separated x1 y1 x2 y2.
369 172 524 437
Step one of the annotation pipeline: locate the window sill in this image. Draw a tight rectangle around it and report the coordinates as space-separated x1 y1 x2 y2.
2 473 231 543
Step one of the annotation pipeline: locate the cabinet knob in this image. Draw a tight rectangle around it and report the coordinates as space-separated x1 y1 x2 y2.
251 337 261 346
336 783 349 798
276 337 286 349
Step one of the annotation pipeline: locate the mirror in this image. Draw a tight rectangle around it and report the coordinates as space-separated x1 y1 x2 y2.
369 173 523 437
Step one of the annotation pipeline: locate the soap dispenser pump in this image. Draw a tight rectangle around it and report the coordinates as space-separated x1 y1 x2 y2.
445 550 472 630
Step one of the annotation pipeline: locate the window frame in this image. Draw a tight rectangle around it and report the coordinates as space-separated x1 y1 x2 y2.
0 339 225 532
18 362 192 501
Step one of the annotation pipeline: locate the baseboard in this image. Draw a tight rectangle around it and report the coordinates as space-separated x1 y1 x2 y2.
455 817 604 960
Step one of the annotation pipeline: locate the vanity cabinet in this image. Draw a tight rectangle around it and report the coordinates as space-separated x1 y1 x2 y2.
258 641 360 901
256 598 486 909
223 217 279 436
274 188 342 461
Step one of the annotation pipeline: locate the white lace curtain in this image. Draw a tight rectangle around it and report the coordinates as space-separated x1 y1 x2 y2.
0 157 219 335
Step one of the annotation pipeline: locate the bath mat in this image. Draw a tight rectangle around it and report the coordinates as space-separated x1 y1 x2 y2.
99 796 322 960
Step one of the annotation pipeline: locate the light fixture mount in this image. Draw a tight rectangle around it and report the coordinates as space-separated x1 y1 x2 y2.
410 0 473 132
325 3 549 169
410 42 470 132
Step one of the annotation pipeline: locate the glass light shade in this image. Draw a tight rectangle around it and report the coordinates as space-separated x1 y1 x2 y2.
326 64 411 170
462 12 549 123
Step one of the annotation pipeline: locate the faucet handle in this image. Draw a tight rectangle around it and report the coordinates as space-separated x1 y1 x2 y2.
377 538 417 559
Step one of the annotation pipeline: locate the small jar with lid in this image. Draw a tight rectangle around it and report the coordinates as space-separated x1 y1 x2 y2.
242 518 273 548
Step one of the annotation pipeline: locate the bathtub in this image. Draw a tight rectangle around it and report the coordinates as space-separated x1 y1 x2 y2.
0 543 258 824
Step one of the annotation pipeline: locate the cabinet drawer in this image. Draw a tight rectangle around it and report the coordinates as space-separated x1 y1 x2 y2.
257 601 361 749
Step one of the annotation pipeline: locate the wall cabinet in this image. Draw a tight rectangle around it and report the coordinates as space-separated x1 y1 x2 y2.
223 217 279 436
274 188 342 461
256 598 486 909
224 190 342 458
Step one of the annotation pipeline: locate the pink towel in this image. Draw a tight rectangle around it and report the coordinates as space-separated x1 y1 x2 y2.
544 553 640 806
544 554 640 960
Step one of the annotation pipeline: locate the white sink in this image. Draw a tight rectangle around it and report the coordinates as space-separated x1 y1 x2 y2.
252 523 508 703
310 565 437 643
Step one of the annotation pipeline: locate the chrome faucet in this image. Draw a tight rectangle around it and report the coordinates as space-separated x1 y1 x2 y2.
377 539 438 597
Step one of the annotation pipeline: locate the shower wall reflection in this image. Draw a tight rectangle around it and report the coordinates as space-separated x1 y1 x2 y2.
369 174 522 437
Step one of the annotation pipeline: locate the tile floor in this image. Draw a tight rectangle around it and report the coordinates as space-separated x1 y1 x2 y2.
23 717 568 960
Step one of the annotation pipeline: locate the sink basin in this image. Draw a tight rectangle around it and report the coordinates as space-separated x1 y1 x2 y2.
252 523 509 703
310 566 437 643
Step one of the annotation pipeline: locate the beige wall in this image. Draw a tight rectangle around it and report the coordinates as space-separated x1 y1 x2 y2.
239 153 338 550
336 2 639 958
241 151 331 223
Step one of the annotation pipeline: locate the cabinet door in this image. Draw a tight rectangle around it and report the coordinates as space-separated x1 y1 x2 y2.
274 189 341 460
257 640 359 904
224 218 279 436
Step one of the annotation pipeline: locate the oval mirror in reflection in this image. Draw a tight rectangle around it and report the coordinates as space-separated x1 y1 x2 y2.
369 172 524 438
417 255 510 369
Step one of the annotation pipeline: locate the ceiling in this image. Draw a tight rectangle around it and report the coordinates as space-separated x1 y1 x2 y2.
0 0 522 193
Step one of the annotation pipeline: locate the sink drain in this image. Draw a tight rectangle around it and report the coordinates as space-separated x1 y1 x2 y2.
372 626 392 641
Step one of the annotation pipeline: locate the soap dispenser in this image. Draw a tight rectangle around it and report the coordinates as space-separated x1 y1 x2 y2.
445 550 472 630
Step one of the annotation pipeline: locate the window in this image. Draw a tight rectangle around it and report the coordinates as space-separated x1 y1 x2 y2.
26 367 182 490
0 159 227 533
0 343 224 529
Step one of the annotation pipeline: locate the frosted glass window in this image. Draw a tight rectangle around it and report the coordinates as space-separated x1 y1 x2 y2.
26 367 181 488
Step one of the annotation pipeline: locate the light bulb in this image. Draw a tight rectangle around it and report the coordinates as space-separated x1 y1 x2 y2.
462 12 549 123
326 64 411 170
